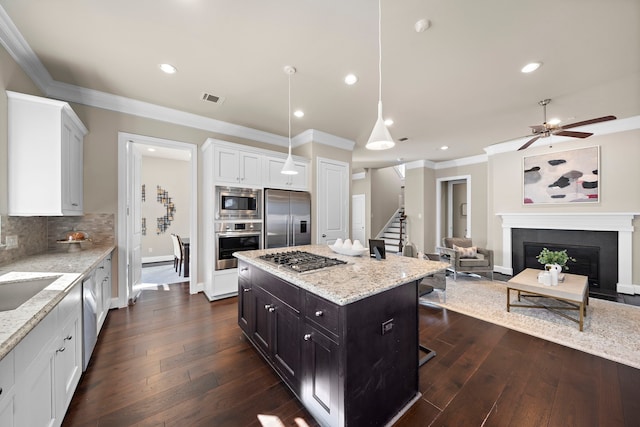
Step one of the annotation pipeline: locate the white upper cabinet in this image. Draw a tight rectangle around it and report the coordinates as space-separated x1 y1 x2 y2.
264 156 308 190
214 145 262 186
7 91 88 216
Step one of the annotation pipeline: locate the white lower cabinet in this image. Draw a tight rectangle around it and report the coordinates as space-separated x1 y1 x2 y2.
0 351 15 427
13 281 82 427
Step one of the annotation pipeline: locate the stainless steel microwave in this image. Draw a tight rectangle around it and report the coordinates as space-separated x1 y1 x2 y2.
215 186 262 220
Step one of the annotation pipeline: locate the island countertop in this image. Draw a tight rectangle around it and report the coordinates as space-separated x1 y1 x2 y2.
0 244 115 361
234 244 448 305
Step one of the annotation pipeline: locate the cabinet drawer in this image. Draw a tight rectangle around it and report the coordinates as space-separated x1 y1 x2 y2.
0 350 14 393
238 261 252 282
305 292 339 337
257 270 300 312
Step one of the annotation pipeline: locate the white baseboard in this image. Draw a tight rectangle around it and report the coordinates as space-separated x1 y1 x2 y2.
617 283 639 295
142 255 173 264
495 265 513 276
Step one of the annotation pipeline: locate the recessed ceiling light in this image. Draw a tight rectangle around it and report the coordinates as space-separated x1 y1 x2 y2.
344 74 358 85
548 118 561 125
440 145 449 150
384 118 394 126
159 63 177 74
294 110 304 118
521 62 542 73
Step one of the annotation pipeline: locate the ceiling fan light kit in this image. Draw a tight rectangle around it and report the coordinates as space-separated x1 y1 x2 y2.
281 65 299 175
366 0 395 151
517 98 616 151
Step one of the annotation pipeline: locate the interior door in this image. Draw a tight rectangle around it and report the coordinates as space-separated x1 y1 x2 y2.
317 158 349 245
129 144 143 301
351 194 366 243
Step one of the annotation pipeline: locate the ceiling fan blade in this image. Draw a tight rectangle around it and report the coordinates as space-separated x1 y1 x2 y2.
554 130 593 139
561 115 616 130
518 136 540 151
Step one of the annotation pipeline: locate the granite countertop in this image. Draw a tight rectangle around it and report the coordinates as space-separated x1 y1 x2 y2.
234 244 449 305
0 244 116 361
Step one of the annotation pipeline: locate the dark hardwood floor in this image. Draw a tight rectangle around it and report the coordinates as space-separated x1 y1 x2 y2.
63 282 640 427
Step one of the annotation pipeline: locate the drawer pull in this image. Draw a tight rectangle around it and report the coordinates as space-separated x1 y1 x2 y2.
0 387 2 395
64 335 73 341
240 267 248 272
315 310 324 317
243 288 252 292
57 346 66 353
303 334 312 341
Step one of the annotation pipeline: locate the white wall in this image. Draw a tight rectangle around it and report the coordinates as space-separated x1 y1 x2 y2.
141 156 191 262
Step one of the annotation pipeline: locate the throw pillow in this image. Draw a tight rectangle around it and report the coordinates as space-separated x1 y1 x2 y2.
453 244 477 258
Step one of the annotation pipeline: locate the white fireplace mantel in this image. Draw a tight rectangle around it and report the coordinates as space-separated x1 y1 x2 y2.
497 212 639 294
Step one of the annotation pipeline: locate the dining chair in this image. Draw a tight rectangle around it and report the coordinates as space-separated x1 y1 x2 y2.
170 234 184 276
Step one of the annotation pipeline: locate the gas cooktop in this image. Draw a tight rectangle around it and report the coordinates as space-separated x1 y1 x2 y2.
260 250 347 273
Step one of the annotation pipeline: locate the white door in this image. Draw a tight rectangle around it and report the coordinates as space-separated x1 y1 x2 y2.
317 157 349 245
129 145 143 301
352 194 366 244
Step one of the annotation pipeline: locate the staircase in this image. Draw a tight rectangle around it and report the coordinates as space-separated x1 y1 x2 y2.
377 209 405 254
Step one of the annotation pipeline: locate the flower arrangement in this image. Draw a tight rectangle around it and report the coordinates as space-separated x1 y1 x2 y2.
536 247 576 270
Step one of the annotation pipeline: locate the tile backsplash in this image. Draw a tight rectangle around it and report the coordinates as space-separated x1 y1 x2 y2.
0 213 115 266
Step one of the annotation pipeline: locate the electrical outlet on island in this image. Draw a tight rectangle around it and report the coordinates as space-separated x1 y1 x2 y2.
6 235 18 248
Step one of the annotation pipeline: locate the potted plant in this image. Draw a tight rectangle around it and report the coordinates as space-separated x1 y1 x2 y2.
536 247 576 271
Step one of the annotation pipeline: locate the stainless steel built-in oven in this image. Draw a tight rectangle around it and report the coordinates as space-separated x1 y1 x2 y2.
216 186 262 220
215 222 262 270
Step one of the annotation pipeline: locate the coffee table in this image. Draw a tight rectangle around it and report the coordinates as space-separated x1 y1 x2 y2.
507 268 589 331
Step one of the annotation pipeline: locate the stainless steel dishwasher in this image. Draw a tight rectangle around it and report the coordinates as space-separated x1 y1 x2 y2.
82 273 97 371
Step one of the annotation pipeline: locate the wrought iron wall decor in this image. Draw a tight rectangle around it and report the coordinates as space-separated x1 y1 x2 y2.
156 185 176 234
142 184 146 202
141 217 147 236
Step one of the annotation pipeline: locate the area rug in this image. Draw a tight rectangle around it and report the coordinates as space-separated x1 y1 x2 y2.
419 276 640 370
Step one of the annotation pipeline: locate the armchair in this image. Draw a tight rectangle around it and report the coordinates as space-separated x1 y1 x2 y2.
437 237 494 281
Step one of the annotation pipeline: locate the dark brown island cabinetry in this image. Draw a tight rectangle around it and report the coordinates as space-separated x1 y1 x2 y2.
237 260 419 427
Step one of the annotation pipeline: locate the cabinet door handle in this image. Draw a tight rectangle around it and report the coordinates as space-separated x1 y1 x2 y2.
0 387 3 395
72 203 78 207
315 310 324 317
268 307 276 313
303 334 312 341
64 334 73 341
243 288 252 292
264 304 272 311
240 267 248 272
56 346 66 353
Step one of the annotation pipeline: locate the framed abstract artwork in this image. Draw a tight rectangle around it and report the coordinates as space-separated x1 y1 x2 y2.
523 146 600 205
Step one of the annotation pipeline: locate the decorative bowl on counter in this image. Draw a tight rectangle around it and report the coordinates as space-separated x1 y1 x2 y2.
57 231 91 252
328 239 369 257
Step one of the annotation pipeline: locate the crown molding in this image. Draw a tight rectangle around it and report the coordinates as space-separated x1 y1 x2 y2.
405 159 436 170
351 171 366 180
293 129 355 151
0 6 53 93
434 154 488 169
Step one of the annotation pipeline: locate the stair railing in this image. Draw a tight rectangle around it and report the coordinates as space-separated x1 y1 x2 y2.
375 208 404 239
398 211 407 253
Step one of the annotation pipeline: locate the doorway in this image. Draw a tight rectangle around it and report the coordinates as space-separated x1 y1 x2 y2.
435 175 471 249
316 157 349 245
117 132 198 307
351 194 366 243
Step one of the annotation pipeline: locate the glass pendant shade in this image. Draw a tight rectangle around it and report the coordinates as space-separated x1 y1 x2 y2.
281 65 299 175
366 101 395 150
281 152 297 175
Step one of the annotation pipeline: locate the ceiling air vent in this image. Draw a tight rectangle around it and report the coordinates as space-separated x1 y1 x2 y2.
201 92 225 105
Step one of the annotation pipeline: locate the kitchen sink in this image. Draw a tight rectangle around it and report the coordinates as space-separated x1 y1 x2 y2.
0 277 59 312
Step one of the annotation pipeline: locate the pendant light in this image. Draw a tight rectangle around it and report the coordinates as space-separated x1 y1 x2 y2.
366 0 395 150
281 65 299 175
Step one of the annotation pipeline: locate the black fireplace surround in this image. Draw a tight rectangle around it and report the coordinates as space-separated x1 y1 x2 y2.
511 228 618 297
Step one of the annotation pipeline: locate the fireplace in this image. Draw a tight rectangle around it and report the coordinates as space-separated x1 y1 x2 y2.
497 213 637 295
511 228 618 297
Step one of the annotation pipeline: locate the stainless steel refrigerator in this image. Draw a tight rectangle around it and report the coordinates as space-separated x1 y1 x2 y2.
264 189 311 248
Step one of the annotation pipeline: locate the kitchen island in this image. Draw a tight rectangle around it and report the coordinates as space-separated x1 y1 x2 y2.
234 245 448 427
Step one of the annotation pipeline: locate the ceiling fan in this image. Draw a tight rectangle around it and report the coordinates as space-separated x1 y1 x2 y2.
517 99 616 151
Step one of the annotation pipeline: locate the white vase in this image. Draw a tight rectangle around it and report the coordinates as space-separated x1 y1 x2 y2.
546 264 562 285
